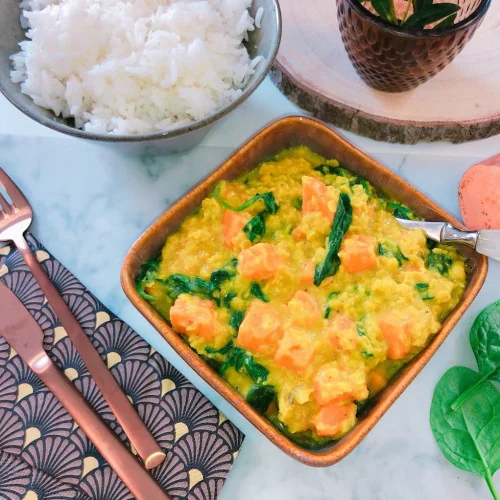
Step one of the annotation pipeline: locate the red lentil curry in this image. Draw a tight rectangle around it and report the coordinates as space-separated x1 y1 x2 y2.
138 146 466 448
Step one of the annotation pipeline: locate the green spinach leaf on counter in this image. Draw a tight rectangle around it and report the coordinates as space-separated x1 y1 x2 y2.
452 300 500 410
430 367 500 500
314 193 352 286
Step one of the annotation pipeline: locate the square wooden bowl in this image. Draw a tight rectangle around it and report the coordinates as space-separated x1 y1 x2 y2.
121 116 488 466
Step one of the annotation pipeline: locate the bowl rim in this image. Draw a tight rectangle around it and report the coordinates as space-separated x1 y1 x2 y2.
120 115 488 466
344 0 491 39
0 0 282 143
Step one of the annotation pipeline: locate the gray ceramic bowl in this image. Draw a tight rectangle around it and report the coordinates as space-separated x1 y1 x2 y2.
0 0 281 154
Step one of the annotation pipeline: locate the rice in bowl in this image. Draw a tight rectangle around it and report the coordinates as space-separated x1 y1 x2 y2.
10 0 264 134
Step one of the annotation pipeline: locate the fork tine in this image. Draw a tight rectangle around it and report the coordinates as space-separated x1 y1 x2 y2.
0 168 30 210
0 192 11 215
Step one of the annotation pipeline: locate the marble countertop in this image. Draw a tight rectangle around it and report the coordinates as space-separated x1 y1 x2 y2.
1 78 499 500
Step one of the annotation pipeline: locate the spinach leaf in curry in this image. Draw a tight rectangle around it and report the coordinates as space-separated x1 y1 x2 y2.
314 193 353 286
427 251 453 276
136 258 160 301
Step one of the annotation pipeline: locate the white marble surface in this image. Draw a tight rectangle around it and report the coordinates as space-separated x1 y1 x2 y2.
1 77 500 500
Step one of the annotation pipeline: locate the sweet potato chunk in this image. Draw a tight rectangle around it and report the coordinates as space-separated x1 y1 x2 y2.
377 312 412 360
326 314 360 352
170 294 215 340
368 369 387 395
299 261 315 285
222 211 251 249
313 361 368 405
302 176 335 222
237 301 284 355
312 401 357 437
238 243 281 280
339 235 377 273
274 329 315 373
288 290 322 327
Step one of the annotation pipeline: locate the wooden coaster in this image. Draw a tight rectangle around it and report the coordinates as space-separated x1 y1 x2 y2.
271 0 500 144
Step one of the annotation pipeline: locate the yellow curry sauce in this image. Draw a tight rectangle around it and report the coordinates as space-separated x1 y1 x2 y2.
139 146 466 447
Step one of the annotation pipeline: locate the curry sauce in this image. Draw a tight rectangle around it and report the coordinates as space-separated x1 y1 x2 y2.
138 146 466 446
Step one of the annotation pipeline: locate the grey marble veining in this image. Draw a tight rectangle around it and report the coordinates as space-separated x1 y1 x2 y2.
1 77 499 499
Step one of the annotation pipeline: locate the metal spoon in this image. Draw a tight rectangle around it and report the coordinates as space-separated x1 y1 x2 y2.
396 218 500 261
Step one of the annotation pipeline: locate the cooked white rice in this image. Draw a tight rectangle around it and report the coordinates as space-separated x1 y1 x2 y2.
10 0 263 134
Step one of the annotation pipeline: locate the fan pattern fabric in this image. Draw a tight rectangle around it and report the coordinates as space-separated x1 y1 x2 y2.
0 234 244 499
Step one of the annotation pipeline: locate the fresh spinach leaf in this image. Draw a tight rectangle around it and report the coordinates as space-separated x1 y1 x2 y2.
250 282 269 302
405 3 460 28
219 192 279 214
314 193 352 286
430 367 500 499
378 242 409 266
244 213 266 242
246 385 276 413
471 300 500 383
452 300 500 410
427 251 452 275
386 201 414 220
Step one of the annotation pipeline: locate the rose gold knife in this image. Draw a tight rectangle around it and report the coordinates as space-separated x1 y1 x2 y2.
0 282 171 500
0 168 165 469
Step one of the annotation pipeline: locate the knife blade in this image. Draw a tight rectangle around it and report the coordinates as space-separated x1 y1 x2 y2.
396 218 500 261
0 282 170 500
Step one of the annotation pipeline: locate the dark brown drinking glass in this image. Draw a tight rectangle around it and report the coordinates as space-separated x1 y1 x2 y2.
337 0 491 92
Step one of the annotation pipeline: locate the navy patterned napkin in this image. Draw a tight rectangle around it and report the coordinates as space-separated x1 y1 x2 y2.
0 234 244 499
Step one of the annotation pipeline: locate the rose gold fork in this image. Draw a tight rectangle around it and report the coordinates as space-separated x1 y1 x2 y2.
0 282 170 500
0 168 166 470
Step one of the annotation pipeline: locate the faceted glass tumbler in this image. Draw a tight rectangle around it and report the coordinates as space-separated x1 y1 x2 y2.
337 0 491 92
